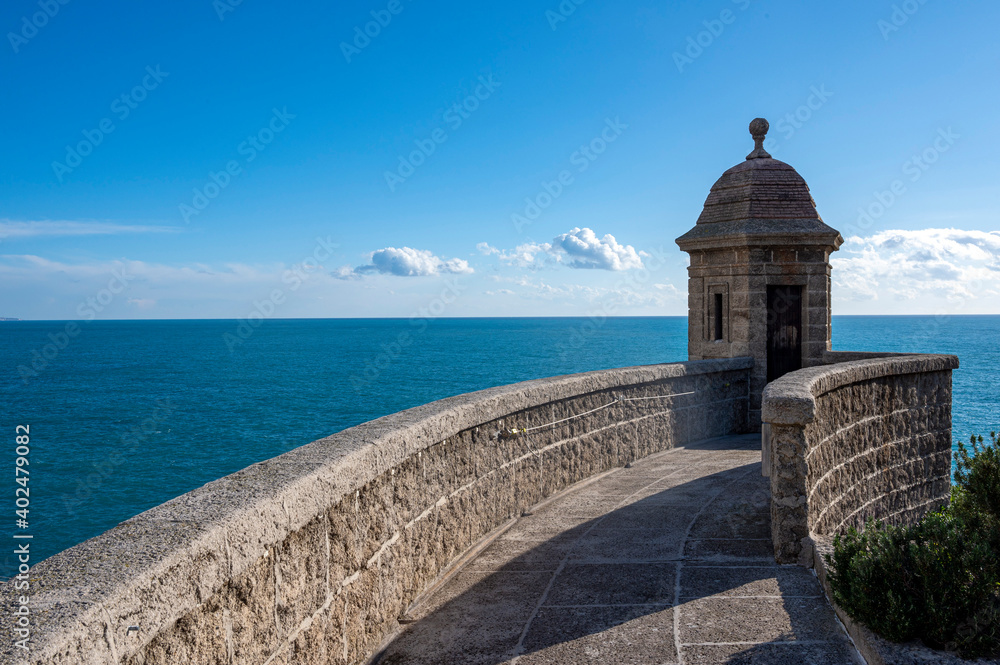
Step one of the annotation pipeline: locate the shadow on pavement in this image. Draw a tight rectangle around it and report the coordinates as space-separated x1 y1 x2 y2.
372 434 853 664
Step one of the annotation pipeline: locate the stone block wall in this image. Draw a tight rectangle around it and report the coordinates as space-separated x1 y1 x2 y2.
685 245 836 428
1 358 751 665
762 354 958 564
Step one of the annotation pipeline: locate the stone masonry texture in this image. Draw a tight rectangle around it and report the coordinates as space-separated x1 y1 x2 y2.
0 350 960 664
377 433 862 665
0 359 751 665
761 354 958 564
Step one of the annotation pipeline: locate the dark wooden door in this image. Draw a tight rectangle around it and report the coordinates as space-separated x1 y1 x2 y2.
766 285 802 382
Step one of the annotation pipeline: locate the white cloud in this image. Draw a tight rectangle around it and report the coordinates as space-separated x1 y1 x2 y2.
0 245 686 317
502 242 554 268
352 247 473 277
509 275 596 298
832 228 1000 306
0 254 355 318
0 254 287 285
476 240 553 268
488 274 681 308
478 227 643 272
331 265 361 281
550 227 643 271
0 220 179 239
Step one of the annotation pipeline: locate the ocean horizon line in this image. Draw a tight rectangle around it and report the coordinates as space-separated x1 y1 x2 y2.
3 313 1000 323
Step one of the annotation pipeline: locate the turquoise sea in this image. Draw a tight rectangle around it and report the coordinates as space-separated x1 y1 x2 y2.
1 316 998 577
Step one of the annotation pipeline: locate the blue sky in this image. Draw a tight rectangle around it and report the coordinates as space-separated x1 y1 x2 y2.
1 0 998 319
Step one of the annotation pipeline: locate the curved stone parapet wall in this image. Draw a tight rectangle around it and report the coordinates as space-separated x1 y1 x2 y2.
1 358 751 665
762 353 959 564
821 350 917 363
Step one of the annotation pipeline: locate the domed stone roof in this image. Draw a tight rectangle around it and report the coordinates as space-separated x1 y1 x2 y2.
676 118 843 251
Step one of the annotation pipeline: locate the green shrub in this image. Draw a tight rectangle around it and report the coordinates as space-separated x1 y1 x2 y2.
825 433 1000 659
955 433 1000 526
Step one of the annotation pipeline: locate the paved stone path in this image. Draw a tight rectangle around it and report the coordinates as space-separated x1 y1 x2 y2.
376 434 862 665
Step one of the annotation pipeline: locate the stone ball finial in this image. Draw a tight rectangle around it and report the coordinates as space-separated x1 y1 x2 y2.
746 117 772 160
749 117 769 136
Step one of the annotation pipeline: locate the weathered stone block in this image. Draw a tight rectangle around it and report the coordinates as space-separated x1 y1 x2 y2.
275 517 328 636
223 555 280 664
286 598 347 665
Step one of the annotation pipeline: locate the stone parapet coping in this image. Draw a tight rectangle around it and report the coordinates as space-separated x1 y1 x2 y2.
0 357 752 665
822 350 918 363
762 354 959 426
763 352 957 566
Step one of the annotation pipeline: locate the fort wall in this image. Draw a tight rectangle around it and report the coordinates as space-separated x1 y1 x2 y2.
1 359 751 665
762 353 958 564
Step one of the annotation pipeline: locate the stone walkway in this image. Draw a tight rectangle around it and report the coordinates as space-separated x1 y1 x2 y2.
375 434 862 665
